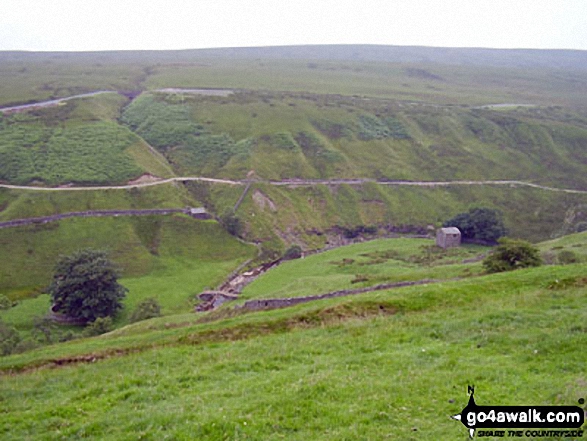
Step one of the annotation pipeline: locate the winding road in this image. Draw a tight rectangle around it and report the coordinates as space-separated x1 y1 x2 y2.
1 177 586 194
0 91 117 113
1 92 585 196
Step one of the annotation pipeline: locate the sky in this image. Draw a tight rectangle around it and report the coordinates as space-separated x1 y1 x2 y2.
0 0 586 52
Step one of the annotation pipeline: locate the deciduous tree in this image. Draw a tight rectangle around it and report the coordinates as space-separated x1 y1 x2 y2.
48 249 127 323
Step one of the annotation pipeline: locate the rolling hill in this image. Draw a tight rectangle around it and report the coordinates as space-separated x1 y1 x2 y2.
0 45 586 295
1 234 586 440
0 45 586 392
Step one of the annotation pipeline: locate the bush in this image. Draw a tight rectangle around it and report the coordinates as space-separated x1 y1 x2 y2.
84 317 113 337
0 294 12 310
283 245 302 260
0 320 21 356
220 211 243 237
557 250 579 265
130 298 162 323
48 249 128 323
13 339 38 354
341 225 378 239
444 207 506 243
33 316 56 344
483 238 542 273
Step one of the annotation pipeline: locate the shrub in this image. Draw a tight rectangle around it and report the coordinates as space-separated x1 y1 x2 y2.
220 211 243 237
130 298 162 323
557 250 579 265
0 120 141 185
483 238 542 273
84 317 113 337
0 319 21 356
357 114 409 140
0 294 12 310
33 316 56 343
120 95 205 150
341 225 378 239
283 245 302 260
311 119 352 139
268 132 299 151
13 339 38 354
48 249 127 323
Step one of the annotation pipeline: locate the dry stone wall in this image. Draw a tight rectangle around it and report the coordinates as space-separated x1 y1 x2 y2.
236 279 438 312
0 208 210 229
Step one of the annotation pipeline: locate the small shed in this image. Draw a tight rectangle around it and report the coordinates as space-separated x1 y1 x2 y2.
188 207 212 220
436 227 461 249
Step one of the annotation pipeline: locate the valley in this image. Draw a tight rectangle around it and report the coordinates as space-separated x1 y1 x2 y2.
0 45 586 440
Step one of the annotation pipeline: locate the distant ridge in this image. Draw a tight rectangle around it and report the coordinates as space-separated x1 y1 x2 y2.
2 44 587 70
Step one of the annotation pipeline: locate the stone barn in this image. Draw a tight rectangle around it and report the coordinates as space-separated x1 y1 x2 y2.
188 207 212 220
436 227 461 249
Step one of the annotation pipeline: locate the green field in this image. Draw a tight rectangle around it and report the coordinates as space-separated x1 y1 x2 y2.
1 261 586 440
239 238 488 301
1 46 587 440
0 216 256 341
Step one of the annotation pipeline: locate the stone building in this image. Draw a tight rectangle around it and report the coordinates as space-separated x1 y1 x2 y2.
188 207 212 220
436 227 461 249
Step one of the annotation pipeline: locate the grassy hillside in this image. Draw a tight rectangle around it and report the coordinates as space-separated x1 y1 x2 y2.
0 93 587 251
0 94 175 185
0 183 192 221
238 238 488 302
119 91 587 189
227 182 587 249
1 46 586 440
0 209 255 298
0 216 256 342
1 263 585 439
538 230 587 264
0 48 585 251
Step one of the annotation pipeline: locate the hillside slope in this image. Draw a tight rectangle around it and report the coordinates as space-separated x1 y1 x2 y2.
1 263 585 439
121 91 587 188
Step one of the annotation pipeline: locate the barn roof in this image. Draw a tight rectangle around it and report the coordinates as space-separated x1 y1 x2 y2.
439 227 461 235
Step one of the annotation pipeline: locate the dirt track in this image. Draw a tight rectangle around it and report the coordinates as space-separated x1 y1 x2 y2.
0 91 116 113
1 177 586 194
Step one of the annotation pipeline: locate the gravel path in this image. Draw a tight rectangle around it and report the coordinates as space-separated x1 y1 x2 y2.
0 91 117 113
1 177 586 194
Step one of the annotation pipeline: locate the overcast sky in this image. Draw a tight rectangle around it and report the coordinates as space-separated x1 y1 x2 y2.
1 0 586 52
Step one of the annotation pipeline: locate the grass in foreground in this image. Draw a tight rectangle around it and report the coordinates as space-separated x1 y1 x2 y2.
0 264 586 440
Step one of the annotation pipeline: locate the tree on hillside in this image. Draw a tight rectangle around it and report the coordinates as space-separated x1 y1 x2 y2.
48 249 127 323
483 238 542 273
444 207 506 243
